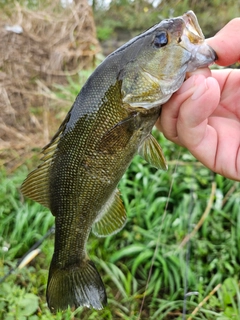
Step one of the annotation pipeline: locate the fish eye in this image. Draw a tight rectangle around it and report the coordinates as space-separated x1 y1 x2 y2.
153 31 168 48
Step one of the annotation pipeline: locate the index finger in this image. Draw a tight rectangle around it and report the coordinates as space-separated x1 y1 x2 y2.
207 18 240 66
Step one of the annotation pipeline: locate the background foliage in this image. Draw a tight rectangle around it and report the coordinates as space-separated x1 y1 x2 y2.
93 0 240 44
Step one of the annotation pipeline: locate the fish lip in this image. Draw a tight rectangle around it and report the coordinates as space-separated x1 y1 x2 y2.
182 10 204 41
181 11 218 62
183 40 217 72
180 11 217 70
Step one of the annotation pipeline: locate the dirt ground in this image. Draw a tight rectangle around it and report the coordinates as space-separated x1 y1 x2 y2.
0 0 100 171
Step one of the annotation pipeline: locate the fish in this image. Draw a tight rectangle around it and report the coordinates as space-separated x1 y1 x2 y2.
21 11 216 313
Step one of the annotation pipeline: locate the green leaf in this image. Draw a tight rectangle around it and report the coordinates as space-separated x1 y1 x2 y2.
224 306 238 319
18 293 39 316
110 244 146 263
221 278 237 305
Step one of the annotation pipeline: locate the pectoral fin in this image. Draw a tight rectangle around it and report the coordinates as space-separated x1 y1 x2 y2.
92 189 126 237
138 134 168 170
96 116 136 154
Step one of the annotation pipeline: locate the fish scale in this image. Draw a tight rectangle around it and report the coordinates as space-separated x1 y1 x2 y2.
21 11 216 313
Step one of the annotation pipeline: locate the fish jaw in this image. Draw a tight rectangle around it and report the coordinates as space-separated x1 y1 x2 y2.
180 11 217 71
183 39 216 72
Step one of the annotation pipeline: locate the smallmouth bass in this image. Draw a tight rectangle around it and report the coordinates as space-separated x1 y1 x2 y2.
21 11 216 312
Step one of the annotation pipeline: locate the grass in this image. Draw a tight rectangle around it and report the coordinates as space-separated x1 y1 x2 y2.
1 71 240 319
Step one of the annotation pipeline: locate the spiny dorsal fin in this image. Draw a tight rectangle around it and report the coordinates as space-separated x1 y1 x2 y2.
138 134 168 170
92 189 127 237
20 135 61 208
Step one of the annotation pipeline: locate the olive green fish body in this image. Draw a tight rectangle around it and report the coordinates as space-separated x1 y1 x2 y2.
48 80 161 266
21 11 216 312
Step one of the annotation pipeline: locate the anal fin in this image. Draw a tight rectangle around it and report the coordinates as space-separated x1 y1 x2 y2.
138 134 168 170
92 189 127 237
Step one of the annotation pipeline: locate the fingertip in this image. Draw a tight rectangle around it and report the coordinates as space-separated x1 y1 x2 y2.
191 78 208 100
206 77 221 103
206 76 220 91
177 76 220 130
191 77 220 101
207 18 240 66
186 67 212 79
176 74 205 95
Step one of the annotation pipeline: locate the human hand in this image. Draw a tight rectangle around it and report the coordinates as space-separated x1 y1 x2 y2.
156 18 240 181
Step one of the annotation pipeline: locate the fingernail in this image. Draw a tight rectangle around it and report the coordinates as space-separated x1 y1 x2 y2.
191 79 209 100
177 74 206 95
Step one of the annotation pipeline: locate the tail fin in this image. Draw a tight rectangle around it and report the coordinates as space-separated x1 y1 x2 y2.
46 259 107 313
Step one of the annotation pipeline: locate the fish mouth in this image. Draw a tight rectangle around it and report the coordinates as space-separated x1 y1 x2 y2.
182 10 205 43
180 11 217 71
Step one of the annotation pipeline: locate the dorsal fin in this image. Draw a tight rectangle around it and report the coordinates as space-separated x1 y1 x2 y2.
21 113 71 207
92 189 127 237
138 134 168 170
20 136 60 208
